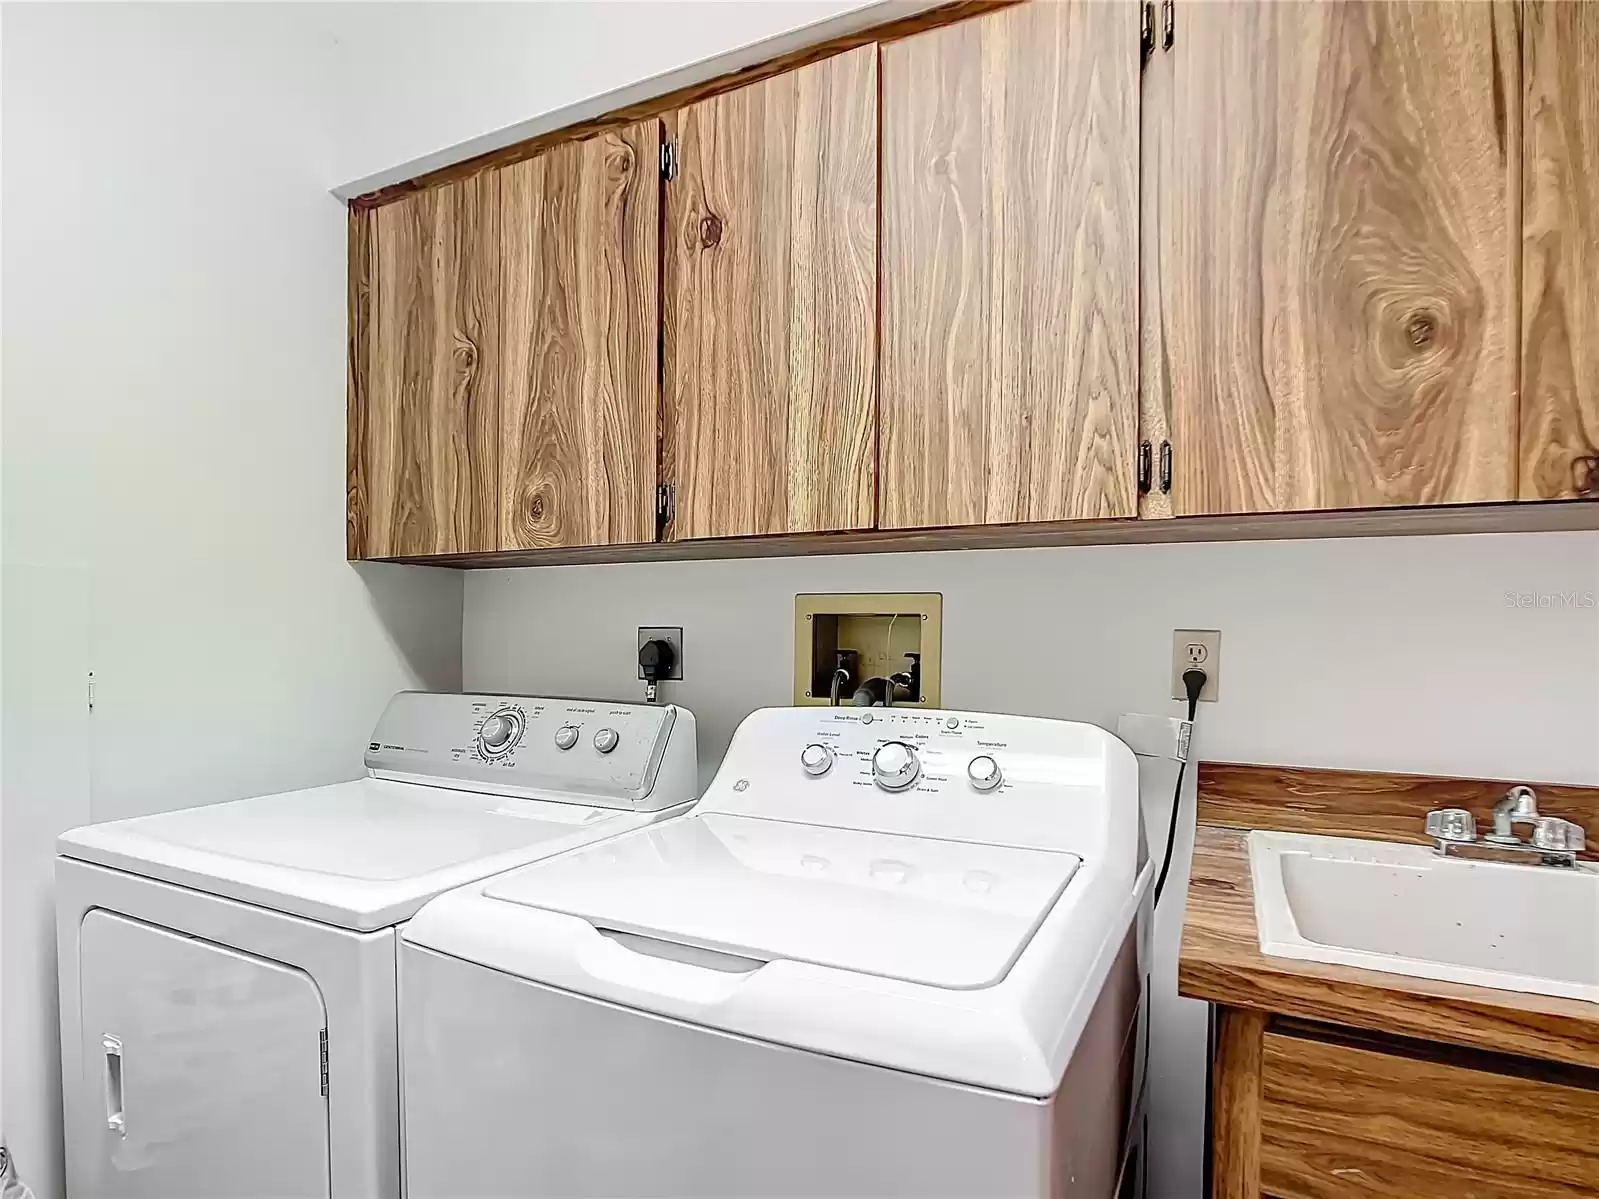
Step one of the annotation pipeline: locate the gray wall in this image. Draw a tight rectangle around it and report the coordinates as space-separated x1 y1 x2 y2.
465 530 1599 1197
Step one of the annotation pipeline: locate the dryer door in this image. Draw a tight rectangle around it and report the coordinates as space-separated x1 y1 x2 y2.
75 910 330 1199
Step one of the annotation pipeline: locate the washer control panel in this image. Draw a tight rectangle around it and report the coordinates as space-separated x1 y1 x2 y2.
364 692 692 807
701 706 1133 852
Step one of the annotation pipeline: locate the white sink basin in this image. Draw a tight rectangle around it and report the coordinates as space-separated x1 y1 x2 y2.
1248 830 1599 1003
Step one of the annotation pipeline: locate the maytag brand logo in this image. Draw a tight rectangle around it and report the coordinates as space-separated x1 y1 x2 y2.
1504 590 1597 610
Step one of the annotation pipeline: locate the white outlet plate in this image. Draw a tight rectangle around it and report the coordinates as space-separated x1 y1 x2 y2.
1171 629 1220 702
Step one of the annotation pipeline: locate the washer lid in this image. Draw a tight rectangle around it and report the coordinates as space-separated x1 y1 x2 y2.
58 778 676 931
482 812 1081 990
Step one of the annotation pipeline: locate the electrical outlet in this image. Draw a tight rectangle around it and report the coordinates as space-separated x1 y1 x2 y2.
636 627 684 680
1171 629 1220 702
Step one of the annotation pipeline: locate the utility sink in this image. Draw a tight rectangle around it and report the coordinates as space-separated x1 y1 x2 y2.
1248 830 1599 1003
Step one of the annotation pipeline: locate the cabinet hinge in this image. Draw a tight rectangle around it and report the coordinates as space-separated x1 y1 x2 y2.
656 483 676 530
1158 441 1173 494
1161 0 1174 50
319 1029 329 1097
1140 2 1155 65
660 141 678 182
1137 441 1153 494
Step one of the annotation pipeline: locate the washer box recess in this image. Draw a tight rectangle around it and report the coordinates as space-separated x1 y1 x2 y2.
794 593 943 708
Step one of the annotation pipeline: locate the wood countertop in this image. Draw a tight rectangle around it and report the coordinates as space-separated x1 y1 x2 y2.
1179 764 1599 1072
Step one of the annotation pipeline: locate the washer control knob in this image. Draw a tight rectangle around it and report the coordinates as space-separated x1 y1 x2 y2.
800 743 834 777
593 727 620 754
554 724 580 751
872 741 921 792
967 755 1003 792
945 716 960 730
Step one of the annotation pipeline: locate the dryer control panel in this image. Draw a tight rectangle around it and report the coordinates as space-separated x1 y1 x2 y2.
364 692 697 810
697 706 1137 854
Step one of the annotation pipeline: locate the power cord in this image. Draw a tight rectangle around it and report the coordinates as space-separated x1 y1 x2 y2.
1130 666 1208 1197
1152 666 1207 907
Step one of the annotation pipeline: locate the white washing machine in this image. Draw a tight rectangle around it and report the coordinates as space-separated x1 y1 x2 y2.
401 706 1149 1199
55 691 698 1199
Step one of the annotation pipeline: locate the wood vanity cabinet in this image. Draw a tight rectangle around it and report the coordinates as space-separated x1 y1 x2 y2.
660 45 878 541
1150 0 1520 515
878 0 1140 529
1213 1010 1599 1198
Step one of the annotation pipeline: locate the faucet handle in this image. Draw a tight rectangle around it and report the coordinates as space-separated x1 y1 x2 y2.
1532 817 1586 853
1426 808 1476 843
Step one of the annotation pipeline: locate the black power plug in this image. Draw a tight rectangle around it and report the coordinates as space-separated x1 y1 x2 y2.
638 639 676 704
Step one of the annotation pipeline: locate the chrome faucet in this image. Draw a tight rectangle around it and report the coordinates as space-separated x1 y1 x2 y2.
1488 785 1541 843
1425 786 1586 868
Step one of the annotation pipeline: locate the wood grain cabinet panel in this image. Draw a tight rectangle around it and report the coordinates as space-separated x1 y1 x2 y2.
1158 1 1519 515
498 123 660 550
879 0 1140 529
661 45 877 541
356 175 499 557
1259 1033 1599 1198
1522 0 1599 501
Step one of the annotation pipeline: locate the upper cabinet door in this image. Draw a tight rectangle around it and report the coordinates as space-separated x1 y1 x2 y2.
662 46 878 541
353 176 500 558
1522 0 1599 501
499 123 661 549
1159 1 1518 515
880 0 1141 529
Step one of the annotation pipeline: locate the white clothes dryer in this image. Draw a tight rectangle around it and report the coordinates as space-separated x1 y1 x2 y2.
56 691 698 1199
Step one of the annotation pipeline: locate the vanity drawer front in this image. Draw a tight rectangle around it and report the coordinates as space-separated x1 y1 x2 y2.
1258 1032 1599 1198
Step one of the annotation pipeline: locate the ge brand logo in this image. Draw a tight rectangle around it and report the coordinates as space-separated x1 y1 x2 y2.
733 779 750 792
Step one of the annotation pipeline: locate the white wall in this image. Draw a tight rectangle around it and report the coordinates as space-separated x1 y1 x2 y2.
321 0 889 194
464 531 1599 1196
1 7 462 1195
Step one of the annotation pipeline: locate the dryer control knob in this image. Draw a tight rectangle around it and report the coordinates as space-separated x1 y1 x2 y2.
554 724 580 751
593 727 620 754
872 741 921 792
967 755 1003 792
478 709 522 757
800 743 834 777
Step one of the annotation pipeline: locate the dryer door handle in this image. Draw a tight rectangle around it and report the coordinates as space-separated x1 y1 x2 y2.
103 1034 125 1136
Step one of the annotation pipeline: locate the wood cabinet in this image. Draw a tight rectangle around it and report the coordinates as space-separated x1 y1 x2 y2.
498 122 660 549
1522 0 1599 500
346 0 1599 566
661 44 878 541
1153 0 1520 515
351 125 660 559
351 175 500 558
879 0 1140 529
1212 1011 1599 1198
